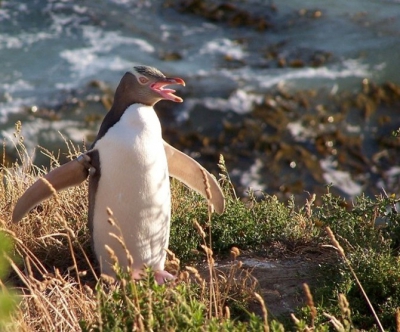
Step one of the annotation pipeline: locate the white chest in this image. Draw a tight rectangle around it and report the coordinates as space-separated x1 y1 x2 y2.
92 104 171 274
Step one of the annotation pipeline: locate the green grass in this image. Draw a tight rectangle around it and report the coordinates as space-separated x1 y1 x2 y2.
170 157 321 262
0 232 18 330
80 268 267 332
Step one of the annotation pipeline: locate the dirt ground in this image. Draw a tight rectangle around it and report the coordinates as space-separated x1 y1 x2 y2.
211 247 334 321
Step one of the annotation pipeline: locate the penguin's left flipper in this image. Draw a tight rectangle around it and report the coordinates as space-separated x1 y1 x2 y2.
12 153 94 223
164 141 225 214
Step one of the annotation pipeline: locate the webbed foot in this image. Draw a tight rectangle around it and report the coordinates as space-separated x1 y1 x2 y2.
130 269 175 285
154 270 176 285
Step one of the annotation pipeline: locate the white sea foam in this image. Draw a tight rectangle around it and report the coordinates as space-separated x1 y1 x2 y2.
109 0 151 6
263 59 370 87
182 23 217 37
2 79 33 93
200 38 247 60
345 124 361 133
320 157 362 196
72 5 88 14
60 26 155 78
219 59 372 91
378 166 400 191
183 90 262 116
204 90 261 114
287 121 316 142
1 118 91 157
0 31 54 49
0 79 35 122
384 166 400 178
82 26 155 53
232 158 266 192
0 98 35 123
60 50 133 78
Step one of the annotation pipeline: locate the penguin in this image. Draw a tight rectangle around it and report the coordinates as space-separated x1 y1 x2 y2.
12 65 225 284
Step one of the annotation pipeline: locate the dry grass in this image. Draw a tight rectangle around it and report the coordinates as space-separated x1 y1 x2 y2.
0 125 98 330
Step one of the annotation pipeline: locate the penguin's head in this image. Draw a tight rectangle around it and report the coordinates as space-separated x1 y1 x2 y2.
117 65 185 107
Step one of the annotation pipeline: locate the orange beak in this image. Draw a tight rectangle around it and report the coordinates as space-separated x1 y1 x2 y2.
150 77 186 102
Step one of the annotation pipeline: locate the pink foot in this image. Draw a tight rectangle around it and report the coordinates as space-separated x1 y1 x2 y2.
131 269 144 280
130 269 175 285
154 270 175 285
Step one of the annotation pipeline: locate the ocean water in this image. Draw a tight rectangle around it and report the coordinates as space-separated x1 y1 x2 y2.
1 0 400 198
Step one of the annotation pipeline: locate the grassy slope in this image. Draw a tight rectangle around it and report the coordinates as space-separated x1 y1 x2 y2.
1 128 400 331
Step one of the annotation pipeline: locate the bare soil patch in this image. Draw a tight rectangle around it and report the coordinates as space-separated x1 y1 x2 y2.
211 247 334 320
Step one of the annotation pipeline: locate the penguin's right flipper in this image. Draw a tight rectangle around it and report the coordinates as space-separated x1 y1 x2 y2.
12 153 94 223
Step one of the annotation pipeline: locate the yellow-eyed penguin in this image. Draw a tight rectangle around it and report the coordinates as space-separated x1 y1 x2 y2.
12 65 225 284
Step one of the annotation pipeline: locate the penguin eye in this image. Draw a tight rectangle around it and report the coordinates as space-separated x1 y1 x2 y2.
138 76 149 84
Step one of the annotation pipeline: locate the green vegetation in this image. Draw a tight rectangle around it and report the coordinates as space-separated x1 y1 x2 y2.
0 232 18 329
81 267 267 331
1 126 400 330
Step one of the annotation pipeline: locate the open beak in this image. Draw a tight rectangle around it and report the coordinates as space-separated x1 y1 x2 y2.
151 77 186 103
